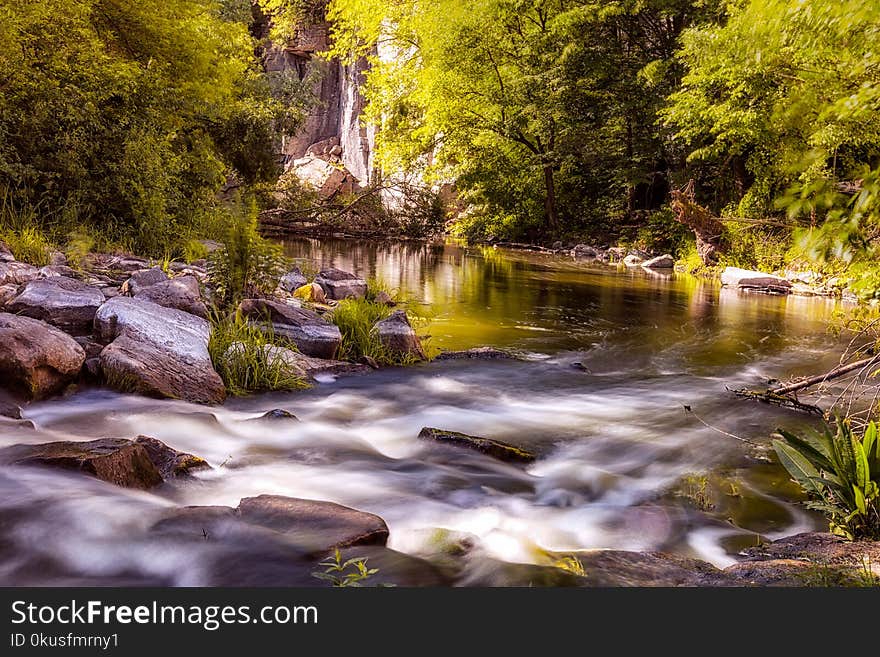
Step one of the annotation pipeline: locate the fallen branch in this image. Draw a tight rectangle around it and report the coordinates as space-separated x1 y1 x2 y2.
770 354 880 396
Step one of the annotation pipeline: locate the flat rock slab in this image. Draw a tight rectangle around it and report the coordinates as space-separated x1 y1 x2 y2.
95 297 225 404
238 298 341 359
418 427 536 463
134 275 207 318
0 436 208 489
8 276 105 334
435 347 517 361
0 313 85 399
721 267 792 294
314 268 367 300
237 494 389 553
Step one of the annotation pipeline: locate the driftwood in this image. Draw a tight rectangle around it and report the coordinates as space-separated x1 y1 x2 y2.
670 180 726 265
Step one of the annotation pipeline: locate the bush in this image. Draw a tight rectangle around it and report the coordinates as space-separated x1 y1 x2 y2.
208 311 310 396
207 196 288 306
773 418 880 540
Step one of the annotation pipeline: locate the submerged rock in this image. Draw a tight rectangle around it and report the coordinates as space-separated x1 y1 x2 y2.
435 347 516 361
237 494 389 553
721 267 792 294
0 313 85 399
575 550 733 587
95 296 225 404
134 275 207 318
418 427 536 463
254 409 300 422
641 254 674 269
314 268 367 300
238 298 342 359
372 310 426 360
279 267 308 293
7 276 105 334
0 436 208 490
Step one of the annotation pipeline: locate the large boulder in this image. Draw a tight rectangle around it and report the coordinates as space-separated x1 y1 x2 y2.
238 298 341 359
7 276 104 334
314 268 367 300
372 310 426 361
418 427 535 463
571 244 601 259
721 267 792 294
0 261 40 286
95 297 225 404
237 494 389 553
279 267 308 293
0 313 85 399
134 275 208 319
0 436 208 490
288 154 360 200
641 254 674 269
123 267 168 295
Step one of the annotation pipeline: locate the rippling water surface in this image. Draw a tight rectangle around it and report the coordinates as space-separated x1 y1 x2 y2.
0 239 847 584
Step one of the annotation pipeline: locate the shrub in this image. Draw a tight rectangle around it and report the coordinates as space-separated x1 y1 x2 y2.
207 311 310 396
207 196 288 306
773 418 880 540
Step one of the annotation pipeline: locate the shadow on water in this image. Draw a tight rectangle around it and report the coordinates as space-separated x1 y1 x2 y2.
0 239 850 584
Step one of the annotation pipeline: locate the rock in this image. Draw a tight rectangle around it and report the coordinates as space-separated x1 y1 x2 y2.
279 267 308 293
95 297 225 404
790 283 818 297
0 313 85 399
575 550 733 587
7 276 105 334
102 287 119 299
48 251 67 266
0 284 18 307
134 275 207 318
0 241 12 262
0 261 40 286
124 267 168 295
372 310 426 360
288 154 360 200
254 409 299 422
641 254 674 269
571 244 600 259
373 290 396 306
435 347 516 361
293 282 327 304
83 357 102 380
720 267 792 294
358 355 380 369
38 264 79 279
607 246 626 261
314 268 367 300
418 427 535 463
0 395 21 419
73 337 104 358
237 495 389 552
336 546 448 586
0 436 207 489
622 254 643 267
237 298 342 359
259 345 369 380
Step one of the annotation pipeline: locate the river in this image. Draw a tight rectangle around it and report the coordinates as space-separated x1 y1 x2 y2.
0 239 846 585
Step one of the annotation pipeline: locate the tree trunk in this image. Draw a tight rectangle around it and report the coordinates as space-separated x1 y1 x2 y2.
543 164 559 232
670 180 725 265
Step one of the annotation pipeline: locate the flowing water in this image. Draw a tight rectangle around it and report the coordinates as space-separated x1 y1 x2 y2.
0 239 848 585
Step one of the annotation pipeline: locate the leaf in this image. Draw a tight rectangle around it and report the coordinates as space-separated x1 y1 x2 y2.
773 439 823 496
853 485 867 515
853 436 870 489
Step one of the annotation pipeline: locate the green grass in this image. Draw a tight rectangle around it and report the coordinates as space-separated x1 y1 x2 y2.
208 311 310 396
330 298 394 363
0 225 52 266
365 276 396 302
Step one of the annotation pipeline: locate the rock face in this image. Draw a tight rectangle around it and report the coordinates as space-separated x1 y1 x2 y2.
0 436 208 490
0 313 85 399
418 427 536 463
288 155 360 200
134 275 207 318
0 261 40 285
7 276 105 334
95 297 225 404
238 298 341 359
124 268 168 295
314 268 367 300
237 494 389 553
279 267 308 293
373 310 426 360
641 254 674 269
721 267 792 294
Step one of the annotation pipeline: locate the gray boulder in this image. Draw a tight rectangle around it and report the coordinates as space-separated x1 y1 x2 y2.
238 298 341 360
721 267 792 294
135 275 207 318
7 276 105 334
124 267 168 295
279 267 308 293
0 313 85 399
571 244 600 259
373 310 426 361
0 284 19 307
641 254 675 269
0 261 40 285
622 254 643 267
315 268 367 300
95 297 225 404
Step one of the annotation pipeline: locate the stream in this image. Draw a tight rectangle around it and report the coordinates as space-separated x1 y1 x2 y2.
0 239 847 585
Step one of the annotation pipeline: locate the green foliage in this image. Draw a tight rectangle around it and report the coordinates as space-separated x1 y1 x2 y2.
0 225 51 266
719 223 791 272
311 549 381 587
208 311 310 396
207 197 288 306
773 419 880 540
63 230 95 271
329 298 394 362
633 208 692 257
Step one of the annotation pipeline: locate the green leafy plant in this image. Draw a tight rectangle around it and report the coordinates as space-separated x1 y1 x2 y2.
208 311 310 396
207 196 288 306
311 549 380 587
773 418 880 540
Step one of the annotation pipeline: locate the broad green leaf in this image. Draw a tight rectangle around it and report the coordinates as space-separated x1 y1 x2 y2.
773 439 823 496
